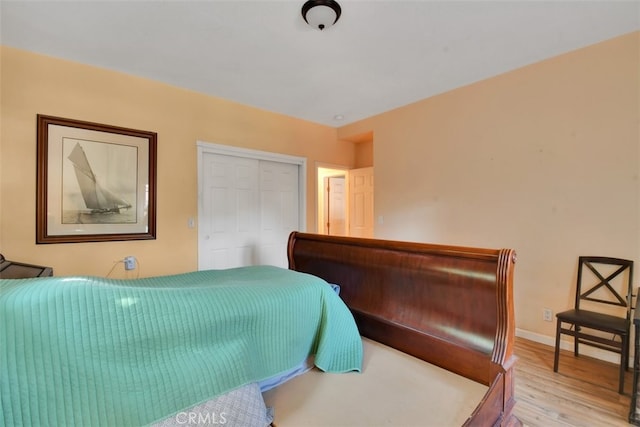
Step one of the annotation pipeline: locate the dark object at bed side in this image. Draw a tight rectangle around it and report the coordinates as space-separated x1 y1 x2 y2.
0 254 53 278
287 232 520 427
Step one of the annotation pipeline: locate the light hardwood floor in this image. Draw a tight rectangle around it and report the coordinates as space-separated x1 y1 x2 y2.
514 337 635 426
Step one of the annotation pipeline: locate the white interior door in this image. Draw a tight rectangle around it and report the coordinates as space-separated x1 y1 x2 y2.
197 142 306 270
199 153 260 269
316 166 349 235
258 160 299 266
349 167 374 238
327 176 346 236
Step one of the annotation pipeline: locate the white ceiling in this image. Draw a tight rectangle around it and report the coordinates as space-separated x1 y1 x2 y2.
1 1 639 127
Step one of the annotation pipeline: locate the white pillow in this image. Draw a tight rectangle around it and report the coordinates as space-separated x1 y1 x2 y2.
152 383 273 427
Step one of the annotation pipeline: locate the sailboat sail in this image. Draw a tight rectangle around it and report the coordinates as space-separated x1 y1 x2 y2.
68 142 132 213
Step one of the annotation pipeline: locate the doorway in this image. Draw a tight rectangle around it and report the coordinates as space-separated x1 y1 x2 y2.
317 166 348 235
316 165 373 237
324 175 347 236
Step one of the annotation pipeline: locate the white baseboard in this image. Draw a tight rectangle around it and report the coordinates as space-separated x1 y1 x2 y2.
515 328 624 366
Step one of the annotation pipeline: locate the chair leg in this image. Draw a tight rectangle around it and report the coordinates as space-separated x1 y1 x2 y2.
625 334 631 372
554 319 562 372
574 325 580 357
620 336 628 394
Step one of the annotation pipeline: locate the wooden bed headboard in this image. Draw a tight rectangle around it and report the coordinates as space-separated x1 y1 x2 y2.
287 232 519 426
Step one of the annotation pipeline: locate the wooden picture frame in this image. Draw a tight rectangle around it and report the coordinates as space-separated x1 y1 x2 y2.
36 115 157 244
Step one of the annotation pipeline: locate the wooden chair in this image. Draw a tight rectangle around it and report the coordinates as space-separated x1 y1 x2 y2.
554 256 634 394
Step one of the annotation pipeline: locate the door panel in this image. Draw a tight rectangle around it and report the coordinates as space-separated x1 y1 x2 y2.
327 176 346 236
349 167 374 238
259 160 299 267
199 153 259 270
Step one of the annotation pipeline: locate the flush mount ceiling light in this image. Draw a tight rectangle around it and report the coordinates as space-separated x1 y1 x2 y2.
301 0 341 31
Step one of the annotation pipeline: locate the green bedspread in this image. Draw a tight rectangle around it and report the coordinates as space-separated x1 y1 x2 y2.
0 266 363 426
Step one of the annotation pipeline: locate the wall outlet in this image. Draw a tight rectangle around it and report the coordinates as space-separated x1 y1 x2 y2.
543 308 553 322
124 256 136 271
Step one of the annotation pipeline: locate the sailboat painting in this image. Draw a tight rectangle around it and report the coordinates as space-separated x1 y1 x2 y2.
37 115 156 243
62 139 137 225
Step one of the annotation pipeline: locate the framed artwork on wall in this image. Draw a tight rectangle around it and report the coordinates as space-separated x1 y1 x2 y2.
36 115 157 244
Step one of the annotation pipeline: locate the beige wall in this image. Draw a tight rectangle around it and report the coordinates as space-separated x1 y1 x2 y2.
353 140 373 169
340 130 373 168
0 47 354 277
2 32 639 342
339 32 640 341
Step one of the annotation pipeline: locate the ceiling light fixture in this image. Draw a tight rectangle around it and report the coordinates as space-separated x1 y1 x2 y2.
301 0 341 31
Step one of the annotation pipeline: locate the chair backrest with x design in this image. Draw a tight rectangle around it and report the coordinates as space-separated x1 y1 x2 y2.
575 256 633 319
554 256 634 394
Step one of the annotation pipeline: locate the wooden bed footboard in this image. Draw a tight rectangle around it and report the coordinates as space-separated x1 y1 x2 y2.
287 232 520 426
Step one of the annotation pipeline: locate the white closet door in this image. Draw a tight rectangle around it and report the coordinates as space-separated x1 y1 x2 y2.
198 148 302 270
199 153 260 270
258 160 299 267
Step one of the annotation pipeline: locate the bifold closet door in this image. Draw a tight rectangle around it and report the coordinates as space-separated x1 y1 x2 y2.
198 152 299 270
258 160 299 267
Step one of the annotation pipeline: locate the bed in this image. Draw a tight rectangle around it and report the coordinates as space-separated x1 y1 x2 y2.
266 232 521 426
0 265 362 426
1 232 519 426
